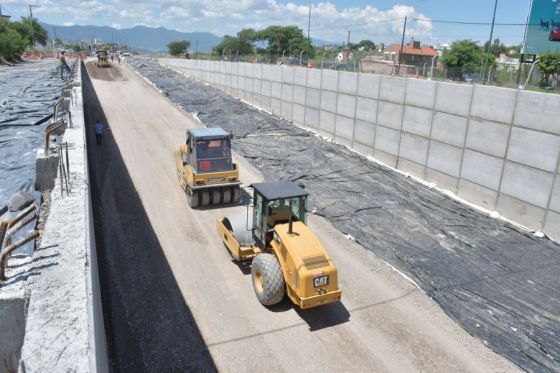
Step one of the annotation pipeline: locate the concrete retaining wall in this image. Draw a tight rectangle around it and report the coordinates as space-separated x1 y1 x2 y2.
0 292 27 373
17 61 108 372
159 58 560 240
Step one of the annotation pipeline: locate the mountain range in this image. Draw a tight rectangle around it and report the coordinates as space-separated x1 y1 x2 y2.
40 23 222 52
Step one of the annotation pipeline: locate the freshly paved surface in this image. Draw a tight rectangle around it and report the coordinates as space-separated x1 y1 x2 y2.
85 61 519 372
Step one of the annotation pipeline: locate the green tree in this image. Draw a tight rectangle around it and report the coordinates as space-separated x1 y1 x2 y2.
483 38 507 56
441 39 484 80
357 39 376 50
507 45 521 59
167 40 191 56
537 51 560 86
20 16 48 45
212 28 256 56
10 21 34 45
0 19 27 58
256 25 314 58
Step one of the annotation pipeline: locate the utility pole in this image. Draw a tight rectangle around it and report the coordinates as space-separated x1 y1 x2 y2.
307 2 311 42
52 26 56 55
482 0 498 85
397 16 408 76
307 1 311 65
28 5 39 46
196 40 198 59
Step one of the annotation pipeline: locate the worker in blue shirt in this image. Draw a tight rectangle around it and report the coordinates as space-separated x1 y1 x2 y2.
95 119 104 146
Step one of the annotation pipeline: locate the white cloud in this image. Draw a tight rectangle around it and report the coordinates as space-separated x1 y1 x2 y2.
157 1 432 42
8 0 433 43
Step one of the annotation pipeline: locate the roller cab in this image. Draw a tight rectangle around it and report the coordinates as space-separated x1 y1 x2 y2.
175 127 241 207
217 181 341 309
96 50 110 67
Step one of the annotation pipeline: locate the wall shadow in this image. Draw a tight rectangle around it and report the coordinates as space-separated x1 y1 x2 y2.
81 62 217 373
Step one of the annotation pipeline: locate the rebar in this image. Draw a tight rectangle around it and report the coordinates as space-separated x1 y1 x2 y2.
0 231 40 281
59 147 64 196
65 142 70 187
7 204 36 229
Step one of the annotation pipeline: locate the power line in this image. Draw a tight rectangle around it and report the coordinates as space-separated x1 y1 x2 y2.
412 17 538 26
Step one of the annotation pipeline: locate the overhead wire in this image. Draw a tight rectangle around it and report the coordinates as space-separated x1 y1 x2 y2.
413 17 540 27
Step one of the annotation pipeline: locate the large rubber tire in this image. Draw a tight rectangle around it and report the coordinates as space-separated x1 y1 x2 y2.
187 188 198 208
233 187 241 204
251 254 285 306
222 188 232 204
212 189 221 205
201 190 210 206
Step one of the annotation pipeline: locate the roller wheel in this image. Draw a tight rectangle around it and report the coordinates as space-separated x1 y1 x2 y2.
233 187 241 204
212 189 221 205
251 253 285 306
201 190 210 206
222 188 232 204
187 189 198 208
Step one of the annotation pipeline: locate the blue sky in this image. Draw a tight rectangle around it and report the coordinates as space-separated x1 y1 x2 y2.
1 1 531 46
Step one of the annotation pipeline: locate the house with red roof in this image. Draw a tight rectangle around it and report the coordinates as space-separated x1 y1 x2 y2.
386 39 438 68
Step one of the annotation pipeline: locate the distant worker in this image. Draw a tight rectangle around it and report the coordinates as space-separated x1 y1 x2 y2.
95 119 104 146
117 54 121 65
59 51 71 79
111 54 114 62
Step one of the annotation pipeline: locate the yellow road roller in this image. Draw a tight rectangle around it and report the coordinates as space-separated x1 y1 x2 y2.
96 50 110 68
175 127 241 207
217 181 341 309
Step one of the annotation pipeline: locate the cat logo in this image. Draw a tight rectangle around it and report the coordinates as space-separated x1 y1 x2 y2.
313 275 329 288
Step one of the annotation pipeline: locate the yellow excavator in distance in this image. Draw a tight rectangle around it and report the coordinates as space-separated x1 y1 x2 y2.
217 181 342 309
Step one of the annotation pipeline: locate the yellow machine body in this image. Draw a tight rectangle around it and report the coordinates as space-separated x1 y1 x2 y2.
175 145 239 189
175 127 241 207
96 51 110 67
271 222 341 308
216 181 341 309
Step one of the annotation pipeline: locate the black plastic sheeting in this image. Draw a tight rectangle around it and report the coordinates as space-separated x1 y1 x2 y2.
0 60 68 205
128 57 560 372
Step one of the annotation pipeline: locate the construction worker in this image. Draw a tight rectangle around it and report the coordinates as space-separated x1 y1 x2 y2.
95 119 104 146
59 51 71 79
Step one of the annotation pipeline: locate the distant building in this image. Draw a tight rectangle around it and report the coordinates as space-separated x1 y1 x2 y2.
1 14 11 21
386 39 438 68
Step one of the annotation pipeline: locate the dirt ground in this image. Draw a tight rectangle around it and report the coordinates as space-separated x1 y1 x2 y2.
83 60 519 372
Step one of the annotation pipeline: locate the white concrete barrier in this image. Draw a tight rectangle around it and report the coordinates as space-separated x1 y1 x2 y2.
159 57 560 240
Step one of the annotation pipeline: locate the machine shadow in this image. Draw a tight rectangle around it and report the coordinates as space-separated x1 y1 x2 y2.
231 258 252 275
295 301 350 331
82 61 217 373
268 296 350 330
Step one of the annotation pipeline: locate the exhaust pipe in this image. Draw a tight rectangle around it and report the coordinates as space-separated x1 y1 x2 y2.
288 217 293 234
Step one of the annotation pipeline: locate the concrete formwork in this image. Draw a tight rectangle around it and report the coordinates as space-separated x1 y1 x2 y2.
159 57 560 239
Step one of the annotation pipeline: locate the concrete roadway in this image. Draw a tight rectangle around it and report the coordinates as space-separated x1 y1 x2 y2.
85 61 518 372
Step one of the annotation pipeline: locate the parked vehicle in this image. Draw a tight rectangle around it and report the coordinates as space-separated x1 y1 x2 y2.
549 28 560 42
